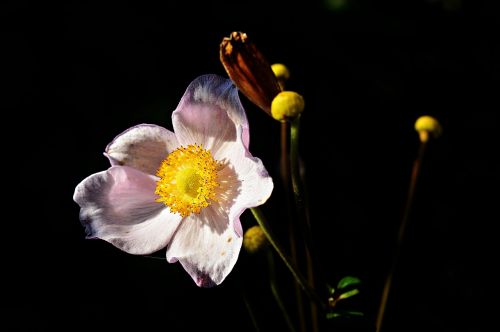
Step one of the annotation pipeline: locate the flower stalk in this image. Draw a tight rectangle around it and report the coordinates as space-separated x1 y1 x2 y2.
281 119 307 332
375 139 428 332
242 291 261 332
290 115 319 332
267 249 297 332
376 116 441 331
250 207 325 310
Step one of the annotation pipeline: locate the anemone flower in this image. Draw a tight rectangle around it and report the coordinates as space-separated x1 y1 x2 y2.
73 74 273 287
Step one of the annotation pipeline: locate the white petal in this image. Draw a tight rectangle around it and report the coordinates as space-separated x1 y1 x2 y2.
166 203 242 287
105 124 179 175
230 154 273 217
172 75 250 155
216 127 274 223
74 166 182 254
164 130 273 287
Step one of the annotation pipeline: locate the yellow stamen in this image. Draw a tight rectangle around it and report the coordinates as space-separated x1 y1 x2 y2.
155 144 220 217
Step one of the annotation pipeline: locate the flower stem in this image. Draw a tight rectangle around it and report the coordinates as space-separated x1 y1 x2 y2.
290 115 319 332
375 140 428 332
289 116 303 209
280 121 290 190
267 249 297 332
250 207 325 310
281 120 306 332
242 290 261 332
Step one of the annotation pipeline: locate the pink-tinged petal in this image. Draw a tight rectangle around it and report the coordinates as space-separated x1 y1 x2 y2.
215 126 274 226
229 153 273 212
172 74 250 156
166 204 243 287
105 124 180 175
73 166 182 255
165 155 251 287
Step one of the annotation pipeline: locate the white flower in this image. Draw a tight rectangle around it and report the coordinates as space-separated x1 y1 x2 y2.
74 74 273 287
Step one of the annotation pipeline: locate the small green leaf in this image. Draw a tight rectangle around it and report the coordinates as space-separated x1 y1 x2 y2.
338 288 360 300
326 310 364 320
337 276 361 290
344 311 364 317
326 312 342 319
326 283 335 295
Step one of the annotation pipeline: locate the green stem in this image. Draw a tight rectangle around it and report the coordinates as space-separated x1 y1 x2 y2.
280 121 290 190
375 141 428 332
250 207 325 310
290 116 315 252
242 291 261 332
290 116 302 208
267 250 297 332
290 115 319 332
281 120 307 332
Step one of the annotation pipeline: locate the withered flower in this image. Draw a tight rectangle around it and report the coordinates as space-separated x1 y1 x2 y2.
220 31 282 115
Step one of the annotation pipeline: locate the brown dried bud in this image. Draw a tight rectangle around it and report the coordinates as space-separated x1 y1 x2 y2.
220 31 282 115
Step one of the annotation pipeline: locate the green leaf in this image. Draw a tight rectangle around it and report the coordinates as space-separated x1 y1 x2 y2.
326 283 335 295
338 288 360 300
326 312 342 319
337 276 361 290
326 310 364 320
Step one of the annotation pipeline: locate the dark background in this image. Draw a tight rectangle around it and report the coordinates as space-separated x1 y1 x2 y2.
5 0 498 331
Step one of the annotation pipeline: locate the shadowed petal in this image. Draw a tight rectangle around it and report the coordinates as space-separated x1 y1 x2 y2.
166 204 242 287
227 151 273 224
74 166 182 254
215 127 274 231
105 124 180 175
172 74 249 156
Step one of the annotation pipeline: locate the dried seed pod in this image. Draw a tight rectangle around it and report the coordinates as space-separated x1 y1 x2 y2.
220 31 282 115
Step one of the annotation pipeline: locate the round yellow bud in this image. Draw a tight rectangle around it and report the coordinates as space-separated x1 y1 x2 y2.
243 225 268 254
271 91 305 122
271 63 290 81
415 115 442 143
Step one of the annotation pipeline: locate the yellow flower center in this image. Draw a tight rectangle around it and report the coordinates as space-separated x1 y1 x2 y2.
155 144 220 217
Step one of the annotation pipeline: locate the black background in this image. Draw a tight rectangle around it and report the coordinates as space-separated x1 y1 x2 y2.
5 0 498 331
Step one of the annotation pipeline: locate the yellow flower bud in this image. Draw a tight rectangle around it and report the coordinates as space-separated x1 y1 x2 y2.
271 63 290 91
243 225 268 254
271 63 290 80
271 91 305 122
415 115 442 143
